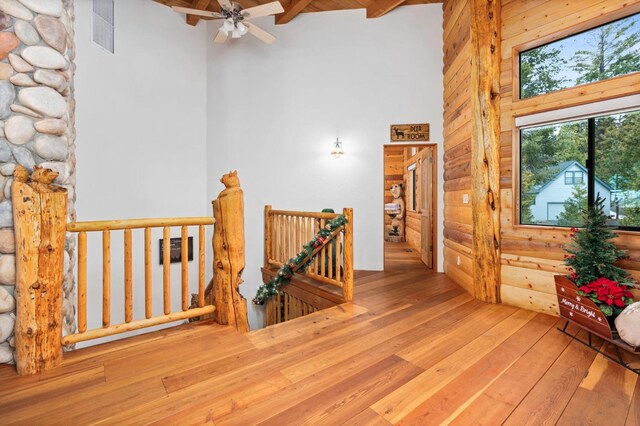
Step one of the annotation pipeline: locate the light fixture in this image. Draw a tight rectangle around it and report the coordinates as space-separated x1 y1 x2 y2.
231 29 242 38
223 18 235 32
331 138 344 158
237 22 249 35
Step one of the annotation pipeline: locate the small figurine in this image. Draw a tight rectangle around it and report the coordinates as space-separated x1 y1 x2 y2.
385 183 405 241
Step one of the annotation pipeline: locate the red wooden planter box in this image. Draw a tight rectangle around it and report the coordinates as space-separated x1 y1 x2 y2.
554 275 613 340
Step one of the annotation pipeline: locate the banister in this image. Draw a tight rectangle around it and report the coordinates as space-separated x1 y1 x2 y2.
67 217 214 232
61 306 216 345
269 209 339 219
12 167 249 375
260 205 354 317
342 207 354 302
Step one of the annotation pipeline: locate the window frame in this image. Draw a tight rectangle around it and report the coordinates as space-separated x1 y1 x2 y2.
564 171 584 185
406 163 418 213
516 107 640 232
511 8 640 108
518 12 640 100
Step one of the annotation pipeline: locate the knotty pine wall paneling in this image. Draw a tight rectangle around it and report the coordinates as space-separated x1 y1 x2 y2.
499 0 640 314
443 0 474 295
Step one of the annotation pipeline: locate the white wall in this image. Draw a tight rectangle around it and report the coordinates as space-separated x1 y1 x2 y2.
206 5 444 328
74 0 209 343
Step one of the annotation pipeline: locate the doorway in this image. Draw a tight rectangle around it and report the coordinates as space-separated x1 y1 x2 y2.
383 144 437 271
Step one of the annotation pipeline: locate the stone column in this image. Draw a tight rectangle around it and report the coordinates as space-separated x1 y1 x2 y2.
0 0 76 364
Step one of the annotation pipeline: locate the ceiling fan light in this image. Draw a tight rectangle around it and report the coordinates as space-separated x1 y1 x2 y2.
237 22 248 35
223 18 235 31
231 29 242 39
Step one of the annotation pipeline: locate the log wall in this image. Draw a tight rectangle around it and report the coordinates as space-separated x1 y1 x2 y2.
442 0 474 295
498 0 640 315
443 0 640 312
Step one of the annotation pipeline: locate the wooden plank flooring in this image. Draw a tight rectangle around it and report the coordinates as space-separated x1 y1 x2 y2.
1 246 639 425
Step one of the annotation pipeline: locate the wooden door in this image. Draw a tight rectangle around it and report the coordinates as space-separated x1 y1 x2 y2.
419 147 434 268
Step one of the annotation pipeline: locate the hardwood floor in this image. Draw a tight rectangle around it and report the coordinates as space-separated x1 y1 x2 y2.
1 252 639 424
384 241 425 272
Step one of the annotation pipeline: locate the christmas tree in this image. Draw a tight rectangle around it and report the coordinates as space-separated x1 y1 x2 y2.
564 195 631 287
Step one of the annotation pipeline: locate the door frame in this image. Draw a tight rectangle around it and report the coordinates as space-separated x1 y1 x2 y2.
383 142 438 271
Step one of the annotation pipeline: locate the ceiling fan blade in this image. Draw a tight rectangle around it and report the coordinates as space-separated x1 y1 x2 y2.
245 22 276 44
172 6 224 18
242 1 284 19
214 30 229 43
217 0 233 11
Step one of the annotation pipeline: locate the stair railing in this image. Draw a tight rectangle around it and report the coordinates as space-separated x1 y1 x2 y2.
262 206 353 325
11 166 249 375
63 217 215 346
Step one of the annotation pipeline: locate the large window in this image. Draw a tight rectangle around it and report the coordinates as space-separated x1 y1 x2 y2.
520 13 640 99
520 110 640 230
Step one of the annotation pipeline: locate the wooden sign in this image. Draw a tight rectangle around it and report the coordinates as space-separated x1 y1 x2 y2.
390 123 430 142
554 275 613 339
159 236 193 265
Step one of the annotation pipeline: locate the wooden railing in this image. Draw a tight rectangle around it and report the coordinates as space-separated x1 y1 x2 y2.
63 217 215 345
263 206 353 325
12 166 249 375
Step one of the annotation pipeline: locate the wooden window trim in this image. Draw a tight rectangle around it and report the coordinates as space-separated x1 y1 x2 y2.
512 112 640 233
510 5 640 105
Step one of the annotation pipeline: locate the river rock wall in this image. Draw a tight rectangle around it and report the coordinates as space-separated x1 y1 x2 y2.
0 0 76 363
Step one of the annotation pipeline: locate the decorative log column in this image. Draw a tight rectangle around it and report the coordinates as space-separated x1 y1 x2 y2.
12 165 66 375
211 171 249 333
0 0 77 364
470 0 501 303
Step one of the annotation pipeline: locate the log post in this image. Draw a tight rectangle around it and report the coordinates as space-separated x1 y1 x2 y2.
470 0 501 303
264 205 272 269
12 166 67 375
211 171 250 333
342 208 354 302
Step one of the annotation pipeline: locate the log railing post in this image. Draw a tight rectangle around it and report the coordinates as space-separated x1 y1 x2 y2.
342 208 354 302
12 166 67 375
264 205 272 269
212 171 250 333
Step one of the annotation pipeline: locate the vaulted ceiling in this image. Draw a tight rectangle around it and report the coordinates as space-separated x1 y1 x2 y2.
154 0 442 26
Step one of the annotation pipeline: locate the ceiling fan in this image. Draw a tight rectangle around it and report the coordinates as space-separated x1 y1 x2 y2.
173 0 284 44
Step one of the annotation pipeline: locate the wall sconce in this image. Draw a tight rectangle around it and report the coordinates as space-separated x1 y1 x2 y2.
331 138 344 158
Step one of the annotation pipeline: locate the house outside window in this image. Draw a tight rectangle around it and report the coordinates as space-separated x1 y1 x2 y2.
520 109 640 230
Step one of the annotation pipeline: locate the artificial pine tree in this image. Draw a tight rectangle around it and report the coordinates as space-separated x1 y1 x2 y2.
564 195 631 287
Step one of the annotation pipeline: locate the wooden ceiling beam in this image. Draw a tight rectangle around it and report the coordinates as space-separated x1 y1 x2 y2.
275 0 314 25
186 0 212 26
366 0 406 18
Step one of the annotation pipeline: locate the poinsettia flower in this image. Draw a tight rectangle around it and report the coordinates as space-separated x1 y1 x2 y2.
583 277 632 311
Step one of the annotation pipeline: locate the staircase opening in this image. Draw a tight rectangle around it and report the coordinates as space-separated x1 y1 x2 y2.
383 143 437 272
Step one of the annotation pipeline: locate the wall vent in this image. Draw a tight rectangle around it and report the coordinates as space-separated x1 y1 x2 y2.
92 0 115 53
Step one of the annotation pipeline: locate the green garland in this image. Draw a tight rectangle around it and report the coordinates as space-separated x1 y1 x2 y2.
253 214 348 305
